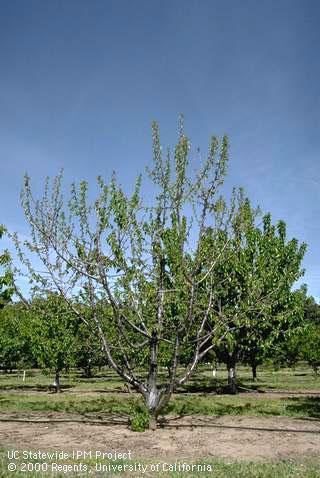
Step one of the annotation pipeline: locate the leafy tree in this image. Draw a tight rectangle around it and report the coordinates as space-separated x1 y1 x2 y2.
0 225 14 308
301 297 320 374
74 317 105 378
209 195 306 392
12 119 236 427
271 328 304 368
0 303 32 372
271 295 320 372
301 322 320 374
303 296 320 324
27 294 79 392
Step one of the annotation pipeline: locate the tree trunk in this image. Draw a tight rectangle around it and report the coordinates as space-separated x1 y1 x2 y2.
251 362 257 381
144 385 172 430
148 414 158 431
84 363 92 378
53 369 61 393
145 386 161 429
227 356 237 394
145 330 162 429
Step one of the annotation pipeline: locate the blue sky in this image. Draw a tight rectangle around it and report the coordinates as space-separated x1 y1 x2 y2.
0 0 319 298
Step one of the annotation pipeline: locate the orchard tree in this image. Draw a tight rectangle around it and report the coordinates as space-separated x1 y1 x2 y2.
12 119 236 428
243 286 305 380
301 322 320 374
27 293 79 392
303 296 320 323
208 195 306 391
301 297 320 374
277 296 320 374
0 303 32 372
74 313 105 378
271 328 304 368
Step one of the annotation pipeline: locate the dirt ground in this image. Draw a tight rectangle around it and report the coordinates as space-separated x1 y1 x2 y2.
1 412 320 462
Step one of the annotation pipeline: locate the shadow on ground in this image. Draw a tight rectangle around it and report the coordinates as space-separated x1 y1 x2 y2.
0 384 75 392
179 378 273 394
284 396 320 419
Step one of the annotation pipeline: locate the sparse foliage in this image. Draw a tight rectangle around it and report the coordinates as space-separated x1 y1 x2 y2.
0 225 14 308
12 119 235 425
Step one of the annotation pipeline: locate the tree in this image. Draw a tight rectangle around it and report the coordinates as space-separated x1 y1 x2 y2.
303 296 320 324
0 225 14 309
74 308 105 378
27 293 79 392
0 303 32 372
301 297 320 374
12 119 236 428
270 295 320 372
208 195 306 391
301 322 320 374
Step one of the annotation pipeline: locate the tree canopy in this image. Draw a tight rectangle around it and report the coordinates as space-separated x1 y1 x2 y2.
10 119 308 427
209 197 306 389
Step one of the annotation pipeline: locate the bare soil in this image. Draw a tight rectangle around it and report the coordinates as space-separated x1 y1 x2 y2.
1 412 320 462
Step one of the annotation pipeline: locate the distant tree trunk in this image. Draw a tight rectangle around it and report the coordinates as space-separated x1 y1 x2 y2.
83 361 92 378
249 349 258 381
251 361 257 381
53 369 61 393
227 355 237 394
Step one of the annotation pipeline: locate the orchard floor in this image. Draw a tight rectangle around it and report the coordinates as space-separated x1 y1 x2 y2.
1 410 320 463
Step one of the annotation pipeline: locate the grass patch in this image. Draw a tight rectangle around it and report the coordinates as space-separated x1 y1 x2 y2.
191 363 320 393
0 391 135 416
165 394 320 419
1 390 320 421
0 364 319 421
1 363 320 393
